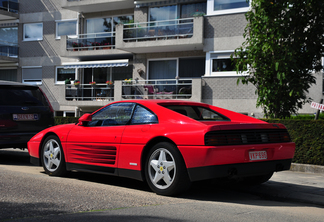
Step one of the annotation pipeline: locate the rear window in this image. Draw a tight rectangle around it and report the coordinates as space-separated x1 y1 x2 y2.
0 86 48 106
162 105 230 121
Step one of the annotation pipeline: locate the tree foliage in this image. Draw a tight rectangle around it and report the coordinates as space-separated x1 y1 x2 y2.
234 0 324 118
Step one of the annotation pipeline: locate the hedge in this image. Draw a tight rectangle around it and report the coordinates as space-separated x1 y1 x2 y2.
262 119 324 166
54 117 324 166
54 116 79 125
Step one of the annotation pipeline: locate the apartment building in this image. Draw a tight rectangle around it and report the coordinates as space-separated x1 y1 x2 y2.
0 0 322 117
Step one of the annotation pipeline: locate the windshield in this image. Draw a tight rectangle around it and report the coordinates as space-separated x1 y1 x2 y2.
162 105 230 121
0 87 48 106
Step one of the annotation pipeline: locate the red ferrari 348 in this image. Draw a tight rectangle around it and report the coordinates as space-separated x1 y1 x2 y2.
28 100 295 196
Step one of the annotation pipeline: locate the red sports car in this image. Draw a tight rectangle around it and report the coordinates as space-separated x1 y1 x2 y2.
28 100 295 196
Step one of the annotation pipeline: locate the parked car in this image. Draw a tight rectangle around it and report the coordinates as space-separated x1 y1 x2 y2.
28 100 295 196
0 80 54 149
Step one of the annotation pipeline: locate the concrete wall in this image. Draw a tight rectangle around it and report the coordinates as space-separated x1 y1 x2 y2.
203 13 247 52
19 0 79 111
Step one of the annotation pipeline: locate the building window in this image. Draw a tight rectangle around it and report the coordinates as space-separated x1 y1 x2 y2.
149 58 205 79
205 51 246 77
56 67 76 84
149 2 207 21
23 23 43 41
0 27 18 43
56 20 77 39
207 0 250 16
86 15 134 33
180 2 207 18
22 67 42 85
0 69 17 81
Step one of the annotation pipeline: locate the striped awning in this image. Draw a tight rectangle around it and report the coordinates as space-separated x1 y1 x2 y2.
62 59 128 69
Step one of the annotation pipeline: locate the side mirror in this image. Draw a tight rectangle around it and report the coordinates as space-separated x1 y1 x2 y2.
78 113 92 126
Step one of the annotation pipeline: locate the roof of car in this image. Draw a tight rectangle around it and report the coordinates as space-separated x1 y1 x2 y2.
0 80 38 87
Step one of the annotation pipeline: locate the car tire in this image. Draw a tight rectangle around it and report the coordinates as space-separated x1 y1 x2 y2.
145 142 191 196
41 135 67 176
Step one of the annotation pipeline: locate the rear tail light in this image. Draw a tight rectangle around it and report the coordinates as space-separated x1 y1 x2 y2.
39 87 54 114
205 129 291 146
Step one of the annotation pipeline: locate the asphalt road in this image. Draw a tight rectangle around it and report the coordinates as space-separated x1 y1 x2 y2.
1 148 323 222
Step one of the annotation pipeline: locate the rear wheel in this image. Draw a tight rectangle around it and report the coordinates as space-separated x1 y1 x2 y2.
145 142 191 196
41 135 66 176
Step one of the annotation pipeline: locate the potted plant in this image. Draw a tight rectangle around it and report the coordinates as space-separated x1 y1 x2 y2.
72 42 79 51
89 81 96 87
106 80 113 85
124 78 132 85
103 43 111 50
74 80 80 87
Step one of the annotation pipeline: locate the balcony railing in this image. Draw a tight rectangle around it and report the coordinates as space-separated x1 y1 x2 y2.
66 83 114 101
121 79 192 99
66 32 115 51
0 0 18 13
0 40 18 57
123 18 194 42
65 79 193 101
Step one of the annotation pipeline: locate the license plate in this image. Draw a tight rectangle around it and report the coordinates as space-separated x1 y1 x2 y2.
249 150 267 161
13 114 39 121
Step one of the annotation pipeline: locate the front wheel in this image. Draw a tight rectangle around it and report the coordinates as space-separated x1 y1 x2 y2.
145 142 191 196
41 135 67 176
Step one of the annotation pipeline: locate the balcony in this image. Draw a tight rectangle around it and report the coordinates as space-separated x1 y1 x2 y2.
116 16 204 54
62 0 134 13
64 79 202 106
61 33 132 59
0 40 18 63
0 0 19 20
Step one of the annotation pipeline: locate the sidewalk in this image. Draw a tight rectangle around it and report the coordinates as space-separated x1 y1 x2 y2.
238 165 324 207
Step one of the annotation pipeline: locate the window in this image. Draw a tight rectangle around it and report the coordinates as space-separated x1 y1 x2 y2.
148 58 205 79
23 23 43 41
131 105 158 124
207 0 250 16
90 103 136 126
149 5 177 22
161 105 230 121
179 58 205 78
86 15 134 33
205 51 245 77
0 69 17 81
149 60 177 80
56 20 77 39
22 67 42 85
180 2 207 18
56 67 76 84
0 27 18 43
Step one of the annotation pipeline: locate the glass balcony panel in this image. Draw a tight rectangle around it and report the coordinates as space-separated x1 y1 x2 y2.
67 32 115 51
123 18 194 42
0 0 19 13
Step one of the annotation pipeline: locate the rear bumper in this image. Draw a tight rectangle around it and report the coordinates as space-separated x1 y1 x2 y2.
188 159 292 181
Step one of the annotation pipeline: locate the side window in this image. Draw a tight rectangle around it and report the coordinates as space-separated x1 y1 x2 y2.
89 103 135 126
131 105 158 124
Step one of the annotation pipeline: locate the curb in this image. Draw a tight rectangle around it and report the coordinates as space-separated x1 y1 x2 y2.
290 163 324 175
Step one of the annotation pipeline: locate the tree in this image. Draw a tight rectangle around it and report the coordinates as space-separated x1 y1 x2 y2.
233 0 324 118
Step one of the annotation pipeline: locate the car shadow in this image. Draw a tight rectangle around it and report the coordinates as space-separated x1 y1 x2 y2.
1 149 323 208
0 148 31 166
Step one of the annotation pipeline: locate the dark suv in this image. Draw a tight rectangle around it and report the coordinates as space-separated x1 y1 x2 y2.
0 80 54 149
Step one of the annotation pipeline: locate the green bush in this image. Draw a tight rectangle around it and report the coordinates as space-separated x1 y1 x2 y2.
262 119 324 166
54 116 79 125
